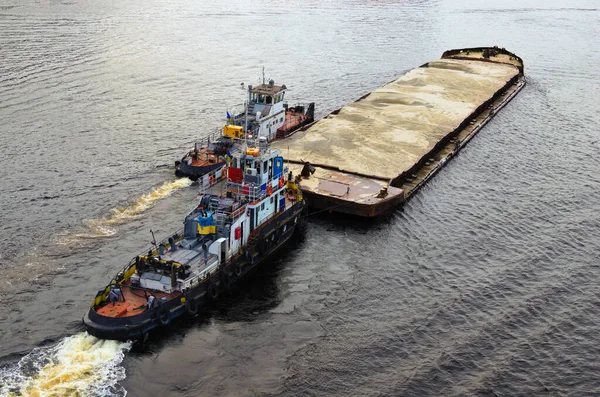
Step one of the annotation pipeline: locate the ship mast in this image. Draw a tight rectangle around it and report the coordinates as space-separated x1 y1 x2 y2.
244 99 248 150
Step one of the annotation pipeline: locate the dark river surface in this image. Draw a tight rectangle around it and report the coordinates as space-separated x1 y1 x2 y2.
1 0 600 395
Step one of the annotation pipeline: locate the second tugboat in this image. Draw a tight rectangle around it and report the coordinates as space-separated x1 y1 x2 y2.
84 142 305 341
175 78 315 181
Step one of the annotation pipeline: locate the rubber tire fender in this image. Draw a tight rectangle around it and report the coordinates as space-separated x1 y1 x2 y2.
208 282 219 301
185 298 199 315
274 228 281 244
156 307 171 326
221 272 231 290
245 250 254 265
234 264 243 277
258 239 267 256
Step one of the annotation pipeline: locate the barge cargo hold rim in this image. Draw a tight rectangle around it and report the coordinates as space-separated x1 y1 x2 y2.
441 46 524 73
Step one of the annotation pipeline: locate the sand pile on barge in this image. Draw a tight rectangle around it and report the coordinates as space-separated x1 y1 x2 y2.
275 58 519 179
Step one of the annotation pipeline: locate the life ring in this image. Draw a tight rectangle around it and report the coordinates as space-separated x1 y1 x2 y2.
266 184 273 196
209 175 216 185
156 307 170 326
234 264 243 277
221 272 231 290
208 282 219 300
278 177 285 188
185 298 199 315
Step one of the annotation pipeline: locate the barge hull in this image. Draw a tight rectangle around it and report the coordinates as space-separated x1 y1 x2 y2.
276 47 525 217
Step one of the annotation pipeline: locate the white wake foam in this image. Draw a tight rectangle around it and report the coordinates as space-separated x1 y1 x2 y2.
0 333 131 397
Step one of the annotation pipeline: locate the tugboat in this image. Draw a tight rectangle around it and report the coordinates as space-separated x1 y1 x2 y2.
174 78 315 181
84 142 305 341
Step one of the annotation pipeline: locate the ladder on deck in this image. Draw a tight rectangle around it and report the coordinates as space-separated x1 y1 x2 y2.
208 196 235 236
247 102 255 116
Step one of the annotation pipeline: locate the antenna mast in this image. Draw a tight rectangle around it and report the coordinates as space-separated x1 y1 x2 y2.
150 229 157 249
244 100 248 149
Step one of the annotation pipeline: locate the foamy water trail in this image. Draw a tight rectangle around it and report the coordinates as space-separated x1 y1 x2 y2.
101 178 193 226
0 333 131 397
57 178 193 244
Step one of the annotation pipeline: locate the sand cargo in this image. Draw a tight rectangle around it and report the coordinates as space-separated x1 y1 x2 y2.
273 47 525 217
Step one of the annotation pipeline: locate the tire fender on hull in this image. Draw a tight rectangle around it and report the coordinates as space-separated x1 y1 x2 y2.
221 272 231 290
258 239 267 256
274 228 281 244
185 298 199 315
156 307 170 326
245 250 254 265
234 264 243 277
208 282 219 300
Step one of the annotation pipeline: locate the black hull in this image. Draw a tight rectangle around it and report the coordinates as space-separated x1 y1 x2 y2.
83 201 305 341
174 160 225 181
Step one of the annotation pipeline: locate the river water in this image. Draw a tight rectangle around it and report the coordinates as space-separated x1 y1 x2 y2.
1 0 599 395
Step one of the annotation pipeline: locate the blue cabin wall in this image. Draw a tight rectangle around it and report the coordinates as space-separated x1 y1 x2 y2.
274 156 283 179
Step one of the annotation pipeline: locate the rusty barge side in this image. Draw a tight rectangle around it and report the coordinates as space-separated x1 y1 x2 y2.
273 47 525 217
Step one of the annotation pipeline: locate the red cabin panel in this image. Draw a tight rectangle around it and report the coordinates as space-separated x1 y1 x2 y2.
228 167 243 183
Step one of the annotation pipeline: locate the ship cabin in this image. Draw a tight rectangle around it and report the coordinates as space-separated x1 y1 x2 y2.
246 80 287 141
179 140 301 268
228 139 291 231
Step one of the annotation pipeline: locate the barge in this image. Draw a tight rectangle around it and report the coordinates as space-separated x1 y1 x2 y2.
272 47 525 217
84 142 305 340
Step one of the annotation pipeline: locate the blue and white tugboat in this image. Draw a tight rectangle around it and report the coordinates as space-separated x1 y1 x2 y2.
84 142 305 341
175 78 315 181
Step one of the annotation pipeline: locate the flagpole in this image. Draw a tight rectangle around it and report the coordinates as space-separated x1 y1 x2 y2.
244 99 248 150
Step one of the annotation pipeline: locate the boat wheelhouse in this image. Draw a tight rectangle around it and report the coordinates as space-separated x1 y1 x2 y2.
228 80 314 142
